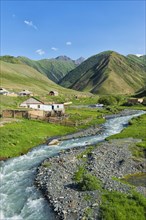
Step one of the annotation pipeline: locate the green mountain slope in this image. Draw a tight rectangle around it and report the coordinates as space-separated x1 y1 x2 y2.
0 55 76 83
127 54 146 66
60 51 146 95
0 60 79 96
17 56 76 83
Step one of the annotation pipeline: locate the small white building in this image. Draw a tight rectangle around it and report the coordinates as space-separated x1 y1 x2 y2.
20 97 65 113
18 90 33 96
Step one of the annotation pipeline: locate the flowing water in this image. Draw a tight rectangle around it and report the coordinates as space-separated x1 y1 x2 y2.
0 111 145 220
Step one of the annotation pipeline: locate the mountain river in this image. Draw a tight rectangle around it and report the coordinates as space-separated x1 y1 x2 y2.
0 110 145 220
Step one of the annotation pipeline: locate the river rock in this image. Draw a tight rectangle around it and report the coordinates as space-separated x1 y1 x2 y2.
35 138 146 220
48 139 59 145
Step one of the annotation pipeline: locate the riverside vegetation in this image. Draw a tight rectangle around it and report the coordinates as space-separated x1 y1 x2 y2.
1 95 146 219
0 120 76 158
0 94 146 159
0 96 110 159
107 113 146 156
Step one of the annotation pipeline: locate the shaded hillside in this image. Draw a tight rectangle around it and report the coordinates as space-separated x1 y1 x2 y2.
60 51 146 95
17 56 76 83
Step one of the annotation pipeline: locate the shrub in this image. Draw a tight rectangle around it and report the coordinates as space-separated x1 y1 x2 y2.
98 96 117 106
73 166 85 183
80 173 101 191
105 106 118 113
73 166 102 191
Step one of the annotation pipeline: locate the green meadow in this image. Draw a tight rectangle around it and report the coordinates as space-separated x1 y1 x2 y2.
0 105 108 159
0 119 77 159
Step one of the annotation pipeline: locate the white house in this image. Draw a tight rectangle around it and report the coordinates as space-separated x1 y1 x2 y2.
20 97 65 113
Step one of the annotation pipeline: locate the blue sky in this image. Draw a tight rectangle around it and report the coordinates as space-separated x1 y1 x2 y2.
1 0 145 60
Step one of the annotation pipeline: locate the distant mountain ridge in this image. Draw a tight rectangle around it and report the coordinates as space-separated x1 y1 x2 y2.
1 51 146 95
59 51 146 95
17 56 76 83
0 55 85 83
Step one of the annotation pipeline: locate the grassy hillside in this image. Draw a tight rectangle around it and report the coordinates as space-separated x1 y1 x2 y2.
127 54 146 66
18 56 76 83
0 55 76 83
0 59 93 110
0 60 58 94
60 51 146 95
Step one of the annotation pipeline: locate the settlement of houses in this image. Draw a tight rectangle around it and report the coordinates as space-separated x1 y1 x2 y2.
1 88 65 121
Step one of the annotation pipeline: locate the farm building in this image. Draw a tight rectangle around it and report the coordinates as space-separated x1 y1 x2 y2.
49 91 58 96
19 97 65 115
18 90 33 96
20 97 44 109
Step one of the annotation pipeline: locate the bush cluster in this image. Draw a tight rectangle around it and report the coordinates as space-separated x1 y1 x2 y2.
98 95 125 106
73 166 101 191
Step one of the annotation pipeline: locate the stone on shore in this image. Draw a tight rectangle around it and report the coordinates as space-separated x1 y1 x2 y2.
48 139 59 145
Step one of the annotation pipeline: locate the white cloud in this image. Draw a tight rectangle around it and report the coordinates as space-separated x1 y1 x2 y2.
66 41 72 46
51 47 58 51
135 54 143 57
24 20 38 30
35 49 45 55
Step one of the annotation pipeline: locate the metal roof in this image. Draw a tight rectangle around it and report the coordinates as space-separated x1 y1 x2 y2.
20 97 43 105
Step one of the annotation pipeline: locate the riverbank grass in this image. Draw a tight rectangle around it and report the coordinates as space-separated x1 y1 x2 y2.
0 119 77 158
107 114 146 157
0 107 109 159
66 107 108 128
99 190 146 220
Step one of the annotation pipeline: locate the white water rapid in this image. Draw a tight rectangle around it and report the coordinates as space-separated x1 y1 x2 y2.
0 111 145 220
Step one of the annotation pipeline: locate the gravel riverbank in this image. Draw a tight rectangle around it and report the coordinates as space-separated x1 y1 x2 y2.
35 138 146 220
